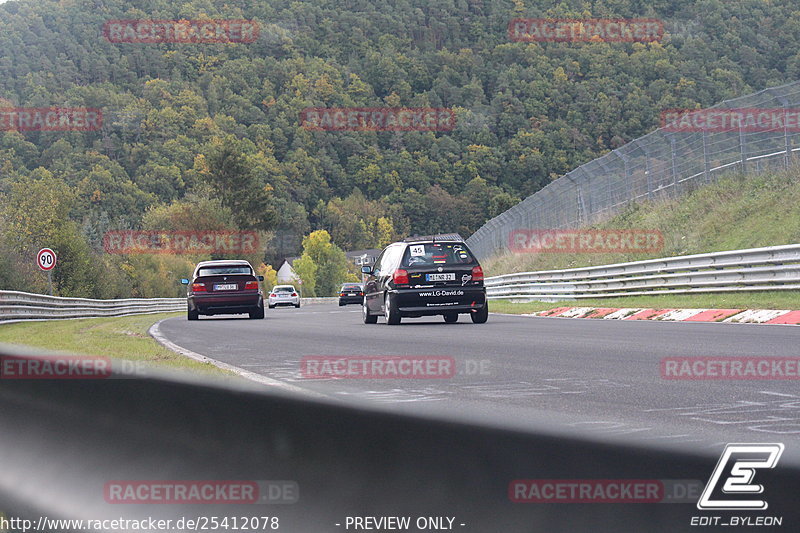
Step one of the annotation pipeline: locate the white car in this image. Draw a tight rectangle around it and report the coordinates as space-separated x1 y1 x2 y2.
268 285 300 308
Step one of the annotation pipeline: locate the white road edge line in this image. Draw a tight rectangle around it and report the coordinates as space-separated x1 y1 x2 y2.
148 319 330 399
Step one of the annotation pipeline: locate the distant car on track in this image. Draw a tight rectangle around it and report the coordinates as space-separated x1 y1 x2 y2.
361 234 488 325
338 283 364 306
268 285 301 308
182 260 265 320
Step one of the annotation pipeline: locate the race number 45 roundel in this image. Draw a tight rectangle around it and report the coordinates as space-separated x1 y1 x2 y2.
37 248 57 271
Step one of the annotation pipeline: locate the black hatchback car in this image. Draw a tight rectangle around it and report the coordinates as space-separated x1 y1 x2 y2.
338 283 364 306
361 235 487 325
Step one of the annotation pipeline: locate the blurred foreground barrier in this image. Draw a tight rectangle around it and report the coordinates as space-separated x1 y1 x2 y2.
1 346 798 532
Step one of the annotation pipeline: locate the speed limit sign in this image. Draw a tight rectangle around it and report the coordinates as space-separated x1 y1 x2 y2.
37 248 57 271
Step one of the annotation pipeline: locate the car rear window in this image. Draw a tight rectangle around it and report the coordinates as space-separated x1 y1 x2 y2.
401 243 475 267
341 285 362 291
274 286 295 292
196 266 252 277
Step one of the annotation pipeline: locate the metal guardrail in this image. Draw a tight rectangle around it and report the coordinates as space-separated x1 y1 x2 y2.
0 290 185 322
467 80 800 261
0 291 342 323
485 243 800 301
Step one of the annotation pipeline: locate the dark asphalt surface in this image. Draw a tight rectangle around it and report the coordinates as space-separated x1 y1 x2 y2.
158 303 800 450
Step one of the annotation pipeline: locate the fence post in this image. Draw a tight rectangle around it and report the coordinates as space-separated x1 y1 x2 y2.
781 98 791 169
577 168 594 220
631 139 652 199
617 151 632 202
564 173 585 226
739 111 747 173
669 134 678 195
702 129 710 183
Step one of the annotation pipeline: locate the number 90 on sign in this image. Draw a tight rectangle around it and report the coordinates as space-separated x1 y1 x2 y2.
37 248 57 271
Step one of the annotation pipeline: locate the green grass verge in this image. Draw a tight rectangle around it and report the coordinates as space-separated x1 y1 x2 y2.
490 291 800 315
0 312 227 375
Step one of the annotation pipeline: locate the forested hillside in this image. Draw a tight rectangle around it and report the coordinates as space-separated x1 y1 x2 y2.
2 0 799 296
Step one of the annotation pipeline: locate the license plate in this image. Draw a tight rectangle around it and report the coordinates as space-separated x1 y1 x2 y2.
214 283 237 291
347 293 356 296
426 273 455 282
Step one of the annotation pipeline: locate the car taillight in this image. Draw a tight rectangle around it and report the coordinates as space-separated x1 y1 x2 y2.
393 269 409 285
471 265 484 282
191 283 206 292
269 293 276 298
245 281 259 290
291 292 298 297
358 292 363 296
340 292 346 296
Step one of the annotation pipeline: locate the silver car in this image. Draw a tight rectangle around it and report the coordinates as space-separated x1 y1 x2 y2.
268 285 300 308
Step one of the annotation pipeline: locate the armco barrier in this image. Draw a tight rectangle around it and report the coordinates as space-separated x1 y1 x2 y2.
1 347 798 531
0 291 340 323
0 290 184 322
485 243 800 301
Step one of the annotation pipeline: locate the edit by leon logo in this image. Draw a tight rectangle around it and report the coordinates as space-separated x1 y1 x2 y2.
698 443 784 510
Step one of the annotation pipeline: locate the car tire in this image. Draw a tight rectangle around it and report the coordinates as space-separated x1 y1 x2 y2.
339 302 345 306
363 300 378 324
295 303 301 308
187 308 199 321
444 312 458 323
471 303 488 324
384 293 401 325
250 306 265 319
268 304 275 309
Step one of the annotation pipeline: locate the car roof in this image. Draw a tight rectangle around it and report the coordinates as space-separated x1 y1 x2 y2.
400 233 465 245
195 260 252 267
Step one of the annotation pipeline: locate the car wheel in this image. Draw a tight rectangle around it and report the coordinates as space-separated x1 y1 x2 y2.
295 303 301 308
471 303 488 324
384 293 401 325
187 308 199 321
250 306 265 319
268 304 275 309
339 302 345 306
362 300 377 324
444 312 458 323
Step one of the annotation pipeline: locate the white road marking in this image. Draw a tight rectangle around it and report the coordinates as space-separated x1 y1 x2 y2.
149 320 330 398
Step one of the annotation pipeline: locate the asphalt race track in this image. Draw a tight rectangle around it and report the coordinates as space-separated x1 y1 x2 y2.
158 303 800 450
